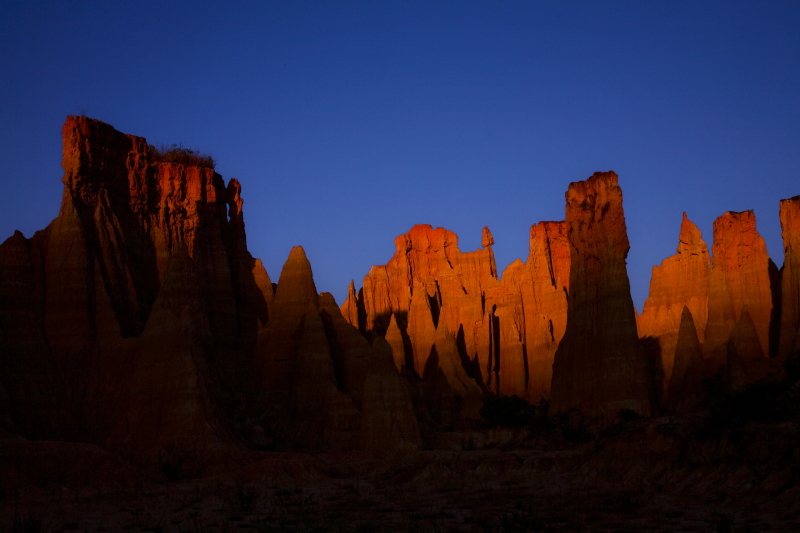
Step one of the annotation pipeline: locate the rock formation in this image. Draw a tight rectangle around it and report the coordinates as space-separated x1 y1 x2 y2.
0 117 271 449
0 117 421 460
359 337 422 451
340 280 364 332
432 311 484 422
3 116 799 457
350 220 569 406
288 302 359 449
101 244 228 460
705 211 776 360
257 246 319 428
384 313 408 371
255 248 420 449
637 213 711 390
665 306 705 412
551 171 651 418
779 196 800 358
510 221 570 400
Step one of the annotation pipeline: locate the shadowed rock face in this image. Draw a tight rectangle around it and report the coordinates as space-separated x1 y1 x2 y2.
257 246 320 431
637 213 711 390
705 211 774 358
255 248 421 450
780 196 800 358
359 337 422 451
0 117 423 457
0 117 270 445
665 306 704 413
551 171 651 418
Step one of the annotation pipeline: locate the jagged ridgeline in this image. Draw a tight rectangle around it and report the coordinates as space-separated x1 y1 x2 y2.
1 117 799 463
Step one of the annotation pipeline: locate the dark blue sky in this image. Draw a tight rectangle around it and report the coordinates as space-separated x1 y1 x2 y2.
1 1 798 308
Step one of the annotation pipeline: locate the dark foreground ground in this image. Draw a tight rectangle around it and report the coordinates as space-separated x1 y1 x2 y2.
2 413 799 533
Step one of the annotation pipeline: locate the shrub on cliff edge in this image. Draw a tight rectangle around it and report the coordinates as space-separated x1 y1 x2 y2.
149 143 216 169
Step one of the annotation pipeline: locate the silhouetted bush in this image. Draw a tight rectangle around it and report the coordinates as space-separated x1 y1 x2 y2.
149 143 215 169
480 395 535 428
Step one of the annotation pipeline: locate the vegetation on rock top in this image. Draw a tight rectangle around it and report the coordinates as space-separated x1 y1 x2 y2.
149 143 216 169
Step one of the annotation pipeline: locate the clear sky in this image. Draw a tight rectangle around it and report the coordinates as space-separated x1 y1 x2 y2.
1 1 798 309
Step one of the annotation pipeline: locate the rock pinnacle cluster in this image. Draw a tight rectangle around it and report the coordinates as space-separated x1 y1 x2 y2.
1 117 798 463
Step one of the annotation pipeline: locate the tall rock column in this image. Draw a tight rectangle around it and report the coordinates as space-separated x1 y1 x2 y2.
520 221 570 401
637 213 710 389
705 211 775 359
780 196 800 358
551 171 651 418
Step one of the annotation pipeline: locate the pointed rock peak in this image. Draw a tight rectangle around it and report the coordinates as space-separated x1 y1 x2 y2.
481 226 494 248
273 246 319 311
387 313 400 332
4 230 26 245
385 313 407 371
435 310 452 338
730 306 765 360
320 291 356 331
348 279 357 299
677 213 708 255
667 304 704 404
287 245 310 266
500 258 526 280
319 292 338 310
676 305 702 347
340 280 361 329
252 258 273 291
